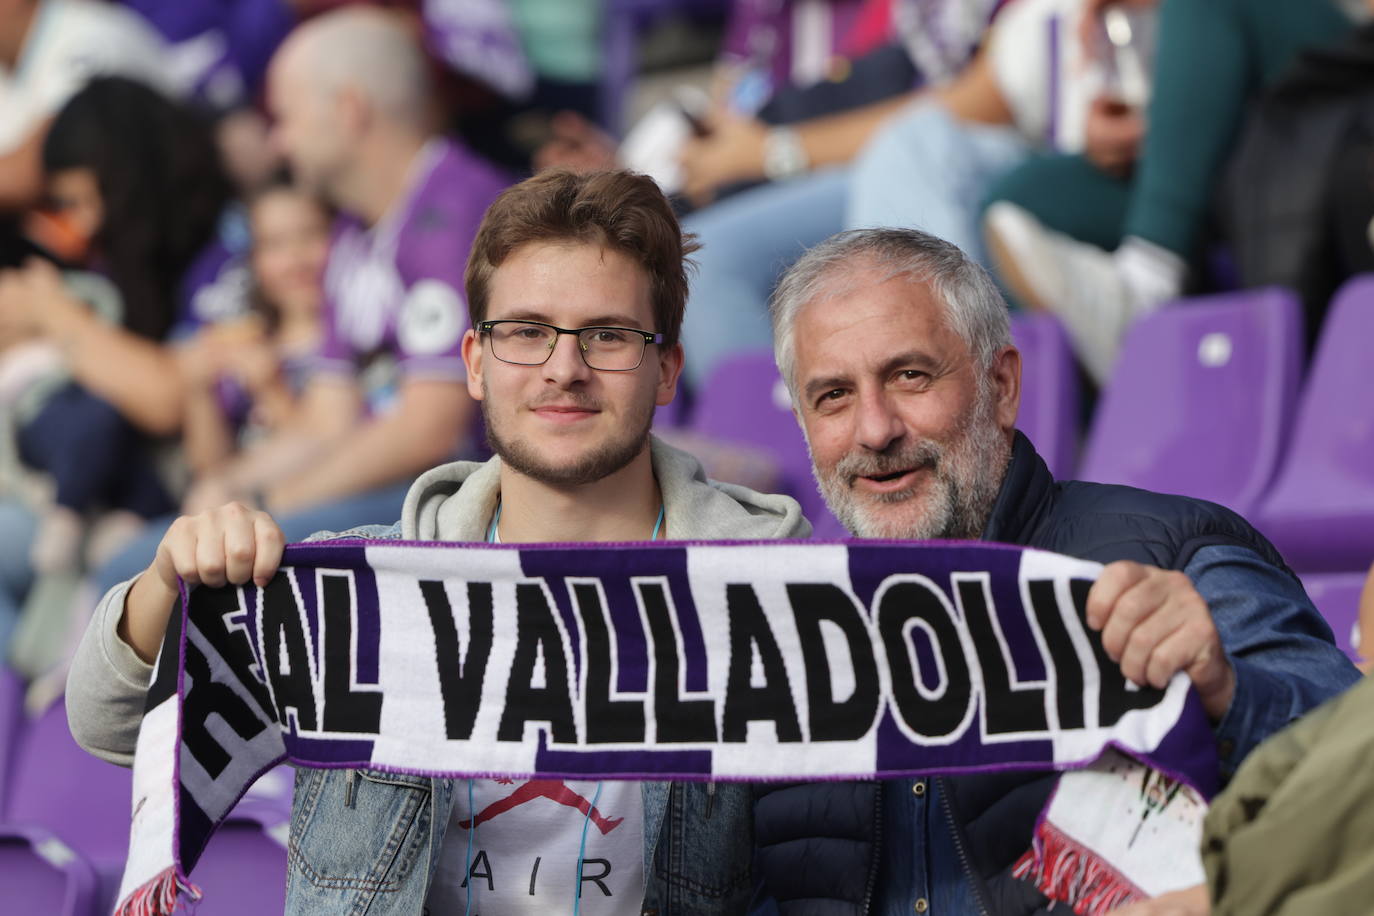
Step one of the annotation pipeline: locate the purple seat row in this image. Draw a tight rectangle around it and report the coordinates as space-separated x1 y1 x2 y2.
0 683 290 915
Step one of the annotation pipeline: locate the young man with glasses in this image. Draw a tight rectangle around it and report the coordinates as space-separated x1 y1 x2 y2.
66 169 810 914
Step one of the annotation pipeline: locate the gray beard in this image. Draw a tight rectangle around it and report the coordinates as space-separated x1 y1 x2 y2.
814 392 1010 541
482 391 656 488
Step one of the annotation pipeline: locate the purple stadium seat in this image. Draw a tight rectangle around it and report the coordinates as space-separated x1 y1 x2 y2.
5 699 133 888
1299 572 1367 664
0 825 100 916
0 667 23 802
189 767 292 914
1256 276 1374 571
1078 288 1302 517
1010 313 1080 479
691 350 846 537
5 699 295 912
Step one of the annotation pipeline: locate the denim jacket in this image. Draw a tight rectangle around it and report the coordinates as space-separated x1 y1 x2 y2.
67 437 810 914
282 524 759 915
750 433 1360 916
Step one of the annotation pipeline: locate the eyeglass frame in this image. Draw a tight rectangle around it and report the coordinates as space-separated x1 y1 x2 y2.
477 319 665 371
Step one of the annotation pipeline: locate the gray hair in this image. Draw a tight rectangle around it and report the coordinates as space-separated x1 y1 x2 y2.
770 228 1012 399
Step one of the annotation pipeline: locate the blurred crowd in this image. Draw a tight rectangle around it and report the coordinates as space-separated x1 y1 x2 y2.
2 0 1374 711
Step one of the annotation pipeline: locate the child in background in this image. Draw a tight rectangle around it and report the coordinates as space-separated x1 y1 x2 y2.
178 181 330 510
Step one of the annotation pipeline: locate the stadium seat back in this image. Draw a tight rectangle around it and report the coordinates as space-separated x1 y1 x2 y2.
1010 313 1081 480
0 826 100 916
691 350 843 535
1079 288 1302 517
1257 275 1374 570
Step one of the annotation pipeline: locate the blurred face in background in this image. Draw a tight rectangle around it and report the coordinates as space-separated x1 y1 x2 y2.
43 167 104 261
266 55 351 202
249 186 330 321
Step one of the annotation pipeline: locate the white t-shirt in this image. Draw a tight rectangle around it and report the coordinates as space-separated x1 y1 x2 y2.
424 518 646 914
989 0 1108 154
425 778 645 913
0 0 171 155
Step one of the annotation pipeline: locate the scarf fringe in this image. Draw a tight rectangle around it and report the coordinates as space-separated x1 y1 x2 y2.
1013 823 1141 916
115 867 203 916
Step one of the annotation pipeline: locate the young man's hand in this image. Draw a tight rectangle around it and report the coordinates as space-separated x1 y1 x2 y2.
1086 560 1236 721
120 503 285 664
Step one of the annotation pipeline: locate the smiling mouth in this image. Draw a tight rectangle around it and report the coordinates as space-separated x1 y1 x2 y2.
865 469 913 483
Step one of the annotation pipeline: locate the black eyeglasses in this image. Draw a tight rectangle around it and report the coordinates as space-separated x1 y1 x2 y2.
478 320 663 371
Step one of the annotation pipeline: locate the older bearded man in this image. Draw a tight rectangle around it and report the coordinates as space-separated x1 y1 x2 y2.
750 227 1358 916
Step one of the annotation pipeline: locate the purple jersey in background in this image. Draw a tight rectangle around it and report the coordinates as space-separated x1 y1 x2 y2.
120 0 296 109
314 138 511 414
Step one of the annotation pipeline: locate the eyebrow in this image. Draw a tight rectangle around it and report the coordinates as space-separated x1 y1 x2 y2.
800 350 940 401
490 310 648 328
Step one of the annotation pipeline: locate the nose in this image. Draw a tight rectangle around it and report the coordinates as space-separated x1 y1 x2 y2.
542 331 593 386
853 387 905 453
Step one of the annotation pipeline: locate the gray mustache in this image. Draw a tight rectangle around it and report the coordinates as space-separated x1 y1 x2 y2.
834 441 942 483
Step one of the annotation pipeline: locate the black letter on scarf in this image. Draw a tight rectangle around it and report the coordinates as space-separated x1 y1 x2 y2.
192 587 274 720
183 638 267 778
787 583 879 740
422 580 494 740
877 579 973 740
957 576 1048 735
637 580 717 742
498 583 577 743
1026 579 1086 729
722 584 802 742
573 582 646 743
320 574 382 734
260 574 318 732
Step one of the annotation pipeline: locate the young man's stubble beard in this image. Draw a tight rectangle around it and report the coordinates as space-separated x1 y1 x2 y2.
481 381 658 487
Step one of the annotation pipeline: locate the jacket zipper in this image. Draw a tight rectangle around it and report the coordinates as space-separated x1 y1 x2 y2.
938 778 991 916
860 782 883 915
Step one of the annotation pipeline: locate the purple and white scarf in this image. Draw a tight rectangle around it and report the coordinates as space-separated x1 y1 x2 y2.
117 539 1217 915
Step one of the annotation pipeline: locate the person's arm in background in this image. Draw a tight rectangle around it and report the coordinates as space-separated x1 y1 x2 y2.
178 329 238 476
263 376 472 513
0 122 48 212
679 44 1006 205
0 257 184 434
180 373 361 513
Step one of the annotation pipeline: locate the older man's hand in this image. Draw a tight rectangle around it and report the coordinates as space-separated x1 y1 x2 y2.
1086 561 1235 721
1108 884 1209 915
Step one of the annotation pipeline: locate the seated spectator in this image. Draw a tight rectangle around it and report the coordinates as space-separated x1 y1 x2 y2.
0 0 172 213
0 76 233 677
677 0 1094 388
983 0 1363 383
753 226 1358 912
177 180 331 494
93 6 512 601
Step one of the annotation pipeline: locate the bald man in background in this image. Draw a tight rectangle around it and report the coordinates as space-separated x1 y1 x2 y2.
95 7 512 593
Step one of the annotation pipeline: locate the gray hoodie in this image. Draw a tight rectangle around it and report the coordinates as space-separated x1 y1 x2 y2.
66 436 810 765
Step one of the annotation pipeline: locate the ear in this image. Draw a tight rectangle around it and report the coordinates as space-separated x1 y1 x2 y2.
335 85 369 136
654 341 686 407
461 328 486 402
990 344 1021 434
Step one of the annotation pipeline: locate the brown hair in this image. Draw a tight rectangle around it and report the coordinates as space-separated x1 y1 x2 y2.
464 169 698 347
